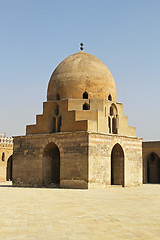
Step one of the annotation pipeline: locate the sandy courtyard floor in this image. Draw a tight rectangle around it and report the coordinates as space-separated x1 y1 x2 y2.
0 183 160 240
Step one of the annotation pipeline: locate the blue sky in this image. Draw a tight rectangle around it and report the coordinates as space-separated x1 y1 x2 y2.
0 0 160 140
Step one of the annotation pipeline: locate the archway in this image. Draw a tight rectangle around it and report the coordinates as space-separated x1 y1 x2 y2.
6 155 13 181
43 143 60 186
146 152 160 183
111 143 124 186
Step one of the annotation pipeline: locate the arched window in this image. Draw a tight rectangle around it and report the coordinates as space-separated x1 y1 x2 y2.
54 105 59 116
57 116 62 132
110 104 117 116
112 117 118 134
83 102 90 110
83 91 88 99
109 104 118 134
51 104 62 133
108 94 112 101
56 93 60 100
51 117 56 133
2 152 5 161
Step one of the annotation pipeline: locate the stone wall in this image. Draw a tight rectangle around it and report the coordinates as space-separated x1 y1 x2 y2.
13 132 88 188
88 133 142 188
13 131 142 189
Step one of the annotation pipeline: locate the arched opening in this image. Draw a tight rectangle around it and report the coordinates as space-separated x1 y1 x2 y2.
83 102 90 110
54 105 59 116
6 155 13 181
57 115 62 132
51 105 62 133
83 91 88 99
51 117 56 133
110 104 117 116
109 104 118 134
112 117 118 134
56 93 60 100
146 152 160 183
111 143 124 186
43 143 60 186
108 94 112 101
2 152 5 161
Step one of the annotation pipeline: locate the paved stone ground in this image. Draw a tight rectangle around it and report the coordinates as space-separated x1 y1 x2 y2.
0 183 160 240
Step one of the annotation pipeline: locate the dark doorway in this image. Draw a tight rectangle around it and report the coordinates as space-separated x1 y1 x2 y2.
6 155 13 181
147 152 160 183
43 143 60 186
111 144 124 186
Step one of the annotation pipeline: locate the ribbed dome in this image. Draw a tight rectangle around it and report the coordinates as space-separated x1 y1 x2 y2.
47 51 117 101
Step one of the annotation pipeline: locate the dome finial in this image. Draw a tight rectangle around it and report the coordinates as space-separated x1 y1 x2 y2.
80 42 84 51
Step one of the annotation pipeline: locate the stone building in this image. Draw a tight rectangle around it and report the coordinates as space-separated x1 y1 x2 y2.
143 141 160 184
0 134 13 182
13 50 142 188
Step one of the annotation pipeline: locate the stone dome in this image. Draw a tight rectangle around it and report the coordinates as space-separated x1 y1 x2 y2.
47 51 117 101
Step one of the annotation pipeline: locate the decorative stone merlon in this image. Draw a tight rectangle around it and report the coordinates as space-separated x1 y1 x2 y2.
0 134 13 146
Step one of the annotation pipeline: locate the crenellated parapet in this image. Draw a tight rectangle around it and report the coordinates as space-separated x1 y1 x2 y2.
0 134 13 147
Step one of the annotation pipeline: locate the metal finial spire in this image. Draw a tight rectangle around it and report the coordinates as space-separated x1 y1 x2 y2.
80 42 84 51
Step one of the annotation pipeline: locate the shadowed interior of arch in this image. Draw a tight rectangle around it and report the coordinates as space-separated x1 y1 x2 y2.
111 143 124 186
109 104 118 134
146 152 160 183
56 93 60 100
43 142 60 186
108 94 112 101
6 155 13 181
83 91 88 99
83 102 90 110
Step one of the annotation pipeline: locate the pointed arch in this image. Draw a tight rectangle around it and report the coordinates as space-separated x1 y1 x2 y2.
43 142 60 186
54 104 59 116
110 104 118 116
6 155 13 181
83 91 88 99
56 93 60 100
83 102 90 110
108 94 112 101
145 152 160 183
57 115 62 132
111 143 124 186
109 104 118 134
